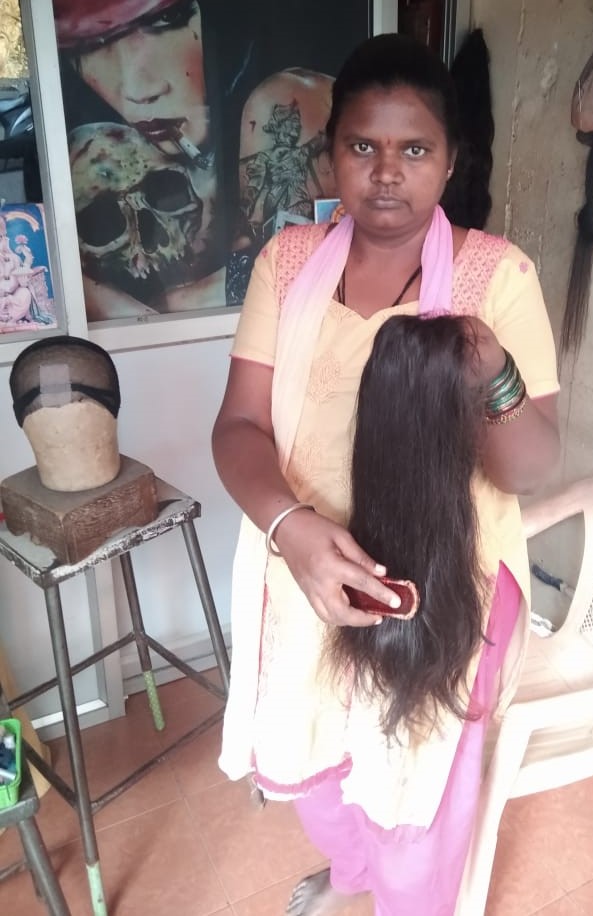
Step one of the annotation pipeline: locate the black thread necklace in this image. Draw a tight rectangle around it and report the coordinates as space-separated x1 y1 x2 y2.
337 263 422 308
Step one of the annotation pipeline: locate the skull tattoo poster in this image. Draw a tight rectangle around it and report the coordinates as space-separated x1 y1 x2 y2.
52 0 370 321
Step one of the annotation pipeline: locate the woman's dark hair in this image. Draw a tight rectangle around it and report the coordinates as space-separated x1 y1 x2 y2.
329 315 486 739
326 32 460 153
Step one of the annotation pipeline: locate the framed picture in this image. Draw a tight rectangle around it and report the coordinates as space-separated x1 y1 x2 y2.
0 203 57 335
47 0 396 352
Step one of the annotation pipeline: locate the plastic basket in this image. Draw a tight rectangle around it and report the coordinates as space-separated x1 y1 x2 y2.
0 717 22 809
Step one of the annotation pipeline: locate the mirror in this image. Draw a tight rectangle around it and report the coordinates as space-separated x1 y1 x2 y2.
0 0 36 195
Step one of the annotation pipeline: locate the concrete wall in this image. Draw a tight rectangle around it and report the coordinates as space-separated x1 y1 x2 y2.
473 0 593 598
473 0 593 483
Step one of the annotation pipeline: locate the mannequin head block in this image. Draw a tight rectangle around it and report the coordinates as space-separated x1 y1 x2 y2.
10 336 121 491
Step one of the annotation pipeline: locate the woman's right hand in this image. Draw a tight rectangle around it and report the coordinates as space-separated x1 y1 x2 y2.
273 508 399 627
212 358 397 625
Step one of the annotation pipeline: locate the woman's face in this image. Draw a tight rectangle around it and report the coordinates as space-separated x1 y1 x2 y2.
331 86 454 243
78 1 207 158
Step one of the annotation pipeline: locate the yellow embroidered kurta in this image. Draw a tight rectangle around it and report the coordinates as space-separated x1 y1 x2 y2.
220 224 559 828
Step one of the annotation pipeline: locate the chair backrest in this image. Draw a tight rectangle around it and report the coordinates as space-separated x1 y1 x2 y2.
522 477 593 646
457 481 593 916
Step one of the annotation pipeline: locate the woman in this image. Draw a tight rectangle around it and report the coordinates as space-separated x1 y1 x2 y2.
212 33 560 916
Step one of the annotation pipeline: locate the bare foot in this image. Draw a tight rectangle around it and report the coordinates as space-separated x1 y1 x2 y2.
285 869 352 915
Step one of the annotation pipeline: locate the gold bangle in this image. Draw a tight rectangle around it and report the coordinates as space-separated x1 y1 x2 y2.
485 396 527 425
265 503 316 556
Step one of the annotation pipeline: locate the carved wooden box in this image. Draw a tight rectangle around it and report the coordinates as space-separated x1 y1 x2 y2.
0 456 158 564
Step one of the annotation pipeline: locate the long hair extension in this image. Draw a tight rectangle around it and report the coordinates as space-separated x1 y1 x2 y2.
561 141 593 356
440 29 494 230
328 316 487 739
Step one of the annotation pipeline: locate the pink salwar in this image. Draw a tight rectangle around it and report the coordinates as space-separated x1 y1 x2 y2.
294 563 521 916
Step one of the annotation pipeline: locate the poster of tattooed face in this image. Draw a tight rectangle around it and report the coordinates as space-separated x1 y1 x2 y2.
51 0 371 322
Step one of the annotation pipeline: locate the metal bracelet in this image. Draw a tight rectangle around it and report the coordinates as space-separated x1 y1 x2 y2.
265 503 316 556
485 395 527 425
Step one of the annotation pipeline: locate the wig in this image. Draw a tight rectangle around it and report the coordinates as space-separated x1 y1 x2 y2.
440 29 494 230
561 140 593 355
329 315 487 739
562 53 593 356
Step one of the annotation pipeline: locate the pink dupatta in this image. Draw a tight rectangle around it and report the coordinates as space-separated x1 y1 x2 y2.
272 205 453 471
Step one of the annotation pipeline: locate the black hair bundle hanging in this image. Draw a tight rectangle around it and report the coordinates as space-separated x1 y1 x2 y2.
440 28 494 230
561 136 593 356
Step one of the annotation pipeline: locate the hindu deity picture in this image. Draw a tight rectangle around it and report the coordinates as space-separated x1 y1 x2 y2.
0 203 56 334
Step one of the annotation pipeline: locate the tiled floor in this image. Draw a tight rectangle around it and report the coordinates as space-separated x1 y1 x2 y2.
1 674 593 915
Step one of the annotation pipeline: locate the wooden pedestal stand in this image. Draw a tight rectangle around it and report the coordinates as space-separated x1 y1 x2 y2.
0 456 158 564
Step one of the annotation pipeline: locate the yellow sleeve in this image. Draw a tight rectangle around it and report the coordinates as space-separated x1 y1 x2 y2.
483 244 559 399
231 238 281 367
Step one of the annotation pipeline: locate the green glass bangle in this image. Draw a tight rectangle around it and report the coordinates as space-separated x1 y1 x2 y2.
487 385 523 412
487 380 526 414
489 368 523 396
485 349 526 418
486 350 515 394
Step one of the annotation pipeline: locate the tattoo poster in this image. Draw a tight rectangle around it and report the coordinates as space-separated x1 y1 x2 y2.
52 0 371 322
0 203 57 334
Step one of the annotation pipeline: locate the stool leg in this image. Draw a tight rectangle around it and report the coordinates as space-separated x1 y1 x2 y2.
44 584 107 916
118 553 165 731
18 818 71 916
181 520 230 695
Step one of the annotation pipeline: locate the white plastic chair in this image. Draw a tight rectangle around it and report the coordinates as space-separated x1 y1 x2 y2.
456 477 593 915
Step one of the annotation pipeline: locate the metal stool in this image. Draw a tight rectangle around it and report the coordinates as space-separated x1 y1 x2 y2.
0 761 71 915
0 478 230 916
0 682 71 916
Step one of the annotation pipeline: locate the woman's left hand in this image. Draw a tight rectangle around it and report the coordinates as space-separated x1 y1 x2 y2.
463 315 506 386
461 316 560 494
